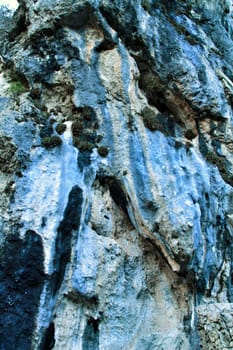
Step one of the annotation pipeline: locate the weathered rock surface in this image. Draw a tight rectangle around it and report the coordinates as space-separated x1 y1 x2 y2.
0 0 233 349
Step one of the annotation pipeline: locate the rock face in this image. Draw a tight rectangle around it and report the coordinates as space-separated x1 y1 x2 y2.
0 0 233 349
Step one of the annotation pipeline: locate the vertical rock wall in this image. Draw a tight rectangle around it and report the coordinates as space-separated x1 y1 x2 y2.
0 0 233 349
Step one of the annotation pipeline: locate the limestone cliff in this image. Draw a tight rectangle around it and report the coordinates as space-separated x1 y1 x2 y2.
0 1 233 349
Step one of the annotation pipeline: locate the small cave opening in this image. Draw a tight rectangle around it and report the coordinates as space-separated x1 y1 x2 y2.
41 322 55 350
95 39 116 52
83 317 100 350
97 173 129 219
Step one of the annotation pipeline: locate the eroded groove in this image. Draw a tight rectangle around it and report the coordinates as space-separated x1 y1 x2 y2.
53 185 83 295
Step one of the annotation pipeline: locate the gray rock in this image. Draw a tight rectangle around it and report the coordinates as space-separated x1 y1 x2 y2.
0 0 233 349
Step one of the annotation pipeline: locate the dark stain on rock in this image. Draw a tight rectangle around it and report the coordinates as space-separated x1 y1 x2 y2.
78 151 91 171
40 322 55 350
53 185 83 295
0 230 44 350
97 172 129 219
83 317 100 350
0 136 18 174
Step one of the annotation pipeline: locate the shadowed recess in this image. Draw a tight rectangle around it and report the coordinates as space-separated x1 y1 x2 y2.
53 185 83 295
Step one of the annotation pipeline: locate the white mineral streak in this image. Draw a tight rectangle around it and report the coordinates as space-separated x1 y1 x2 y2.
0 71 8 93
0 0 18 10
15 121 81 273
33 122 83 346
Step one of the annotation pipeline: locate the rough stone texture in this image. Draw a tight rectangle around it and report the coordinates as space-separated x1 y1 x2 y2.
0 0 233 349
197 303 233 349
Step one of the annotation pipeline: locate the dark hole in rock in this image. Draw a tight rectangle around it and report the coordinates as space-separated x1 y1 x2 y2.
83 318 99 350
97 174 129 218
41 322 55 350
53 185 83 295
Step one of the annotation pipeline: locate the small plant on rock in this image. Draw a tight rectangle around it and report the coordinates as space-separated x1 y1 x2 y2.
41 136 62 149
72 120 83 136
7 81 27 97
97 146 109 157
73 138 94 152
55 123 66 135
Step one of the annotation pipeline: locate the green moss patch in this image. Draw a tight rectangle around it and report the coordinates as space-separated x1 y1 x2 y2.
7 81 27 97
